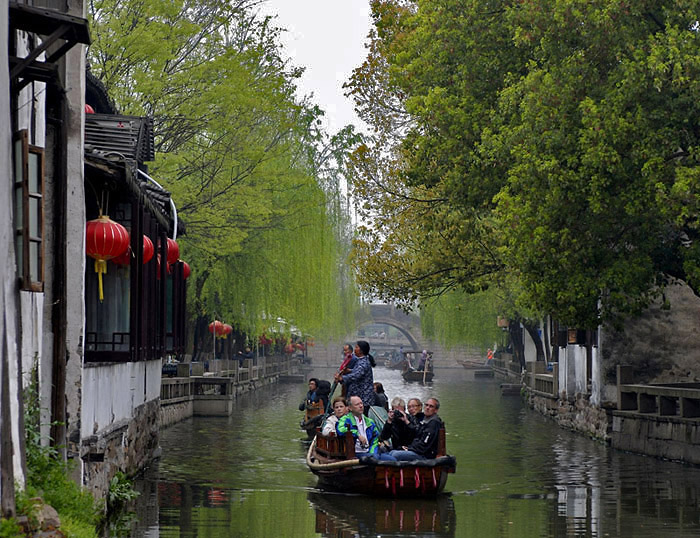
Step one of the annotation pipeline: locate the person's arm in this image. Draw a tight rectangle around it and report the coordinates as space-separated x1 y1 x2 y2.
336 415 351 437
321 416 337 436
367 420 380 454
379 420 393 441
339 357 369 383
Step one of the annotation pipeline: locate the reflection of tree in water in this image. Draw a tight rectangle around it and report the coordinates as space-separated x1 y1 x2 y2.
309 492 456 538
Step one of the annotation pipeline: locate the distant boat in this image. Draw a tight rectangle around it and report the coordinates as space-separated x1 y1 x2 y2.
401 368 435 382
457 359 488 369
400 351 434 382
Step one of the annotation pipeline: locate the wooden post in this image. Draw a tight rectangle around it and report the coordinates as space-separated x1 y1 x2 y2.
344 431 355 459
1 344 15 517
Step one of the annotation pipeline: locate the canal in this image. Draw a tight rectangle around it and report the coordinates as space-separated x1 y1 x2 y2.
130 366 700 537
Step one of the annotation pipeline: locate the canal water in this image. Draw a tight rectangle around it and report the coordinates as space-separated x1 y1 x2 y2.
130 366 700 537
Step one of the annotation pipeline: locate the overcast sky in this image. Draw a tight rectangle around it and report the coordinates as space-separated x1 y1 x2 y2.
258 1 373 134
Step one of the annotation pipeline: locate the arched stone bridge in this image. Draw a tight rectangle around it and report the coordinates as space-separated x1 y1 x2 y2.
358 303 425 351
312 304 466 367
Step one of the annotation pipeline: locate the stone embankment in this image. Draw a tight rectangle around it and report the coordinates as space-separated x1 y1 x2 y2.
160 355 296 427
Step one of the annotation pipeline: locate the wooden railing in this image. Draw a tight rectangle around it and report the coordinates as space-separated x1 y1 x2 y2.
524 362 559 398
160 355 297 404
617 366 700 418
491 352 522 375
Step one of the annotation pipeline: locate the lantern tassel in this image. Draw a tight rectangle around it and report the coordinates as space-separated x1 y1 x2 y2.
94 259 107 302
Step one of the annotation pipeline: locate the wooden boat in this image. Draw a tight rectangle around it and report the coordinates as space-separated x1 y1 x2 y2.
300 401 325 440
401 368 434 382
457 358 488 369
401 351 434 382
306 429 456 497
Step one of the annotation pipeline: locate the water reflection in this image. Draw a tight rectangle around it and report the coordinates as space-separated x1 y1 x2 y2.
129 368 700 537
309 492 456 537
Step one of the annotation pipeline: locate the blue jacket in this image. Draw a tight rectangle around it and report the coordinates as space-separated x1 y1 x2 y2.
336 413 380 455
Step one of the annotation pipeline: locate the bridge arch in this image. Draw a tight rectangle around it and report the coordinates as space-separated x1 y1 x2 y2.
358 318 421 350
355 304 427 352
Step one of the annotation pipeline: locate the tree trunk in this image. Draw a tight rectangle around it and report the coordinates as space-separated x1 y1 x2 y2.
508 321 526 370
523 322 545 361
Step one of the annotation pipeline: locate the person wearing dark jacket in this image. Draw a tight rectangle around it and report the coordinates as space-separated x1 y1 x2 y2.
334 341 374 414
299 378 321 411
373 382 389 411
380 397 416 450
388 397 443 461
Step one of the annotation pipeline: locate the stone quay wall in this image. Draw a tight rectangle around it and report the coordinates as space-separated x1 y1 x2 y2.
524 390 611 443
610 413 700 464
81 399 160 500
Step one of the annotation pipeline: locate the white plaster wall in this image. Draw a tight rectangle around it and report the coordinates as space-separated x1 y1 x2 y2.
15 36 46 145
558 346 568 398
81 360 161 438
19 292 43 383
63 41 86 462
145 359 161 400
575 345 587 395
590 346 601 406
0 0 26 490
563 346 577 399
523 324 537 363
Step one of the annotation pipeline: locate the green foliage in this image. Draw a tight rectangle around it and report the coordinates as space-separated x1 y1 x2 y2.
22 374 101 538
0 518 21 538
99 472 139 537
348 0 700 330
107 472 139 510
420 288 504 351
88 0 360 341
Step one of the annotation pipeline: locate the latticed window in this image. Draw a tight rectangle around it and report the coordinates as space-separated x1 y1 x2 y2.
13 129 44 291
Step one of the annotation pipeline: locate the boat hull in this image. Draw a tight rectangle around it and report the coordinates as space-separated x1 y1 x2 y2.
401 370 434 382
307 438 456 497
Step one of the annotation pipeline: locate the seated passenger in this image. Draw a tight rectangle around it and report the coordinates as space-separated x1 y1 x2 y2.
406 397 424 426
321 396 348 436
299 378 321 411
388 397 443 461
379 397 416 450
336 395 380 456
373 382 389 411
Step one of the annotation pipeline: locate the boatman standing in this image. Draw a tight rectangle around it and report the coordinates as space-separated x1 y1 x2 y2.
334 340 374 414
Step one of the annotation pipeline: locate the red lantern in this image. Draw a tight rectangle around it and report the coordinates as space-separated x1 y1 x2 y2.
166 238 179 265
180 260 191 279
143 235 154 264
209 320 224 336
85 104 95 114
112 235 154 266
86 215 130 301
155 254 173 279
112 246 132 267
222 324 233 339
259 334 272 346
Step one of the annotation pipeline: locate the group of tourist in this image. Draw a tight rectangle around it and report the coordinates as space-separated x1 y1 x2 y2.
313 339 443 462
321 393 442 461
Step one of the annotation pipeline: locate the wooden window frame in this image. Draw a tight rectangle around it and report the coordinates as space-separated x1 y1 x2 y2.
13 129 44 291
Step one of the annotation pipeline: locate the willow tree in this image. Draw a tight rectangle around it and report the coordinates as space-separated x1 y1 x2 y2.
88 0 359 345
347 0 700 346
